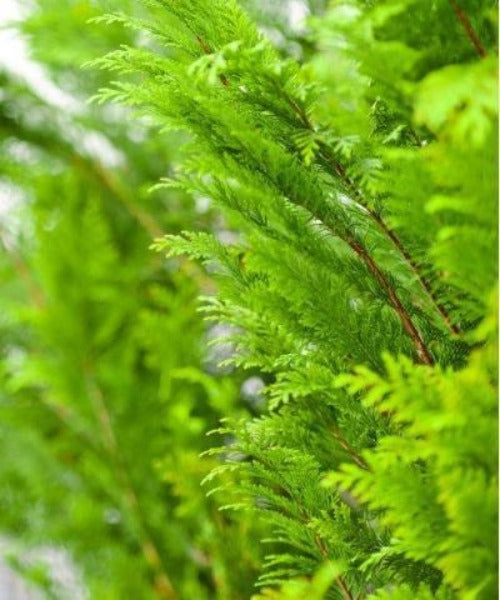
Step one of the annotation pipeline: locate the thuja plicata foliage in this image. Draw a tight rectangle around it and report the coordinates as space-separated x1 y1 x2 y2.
90 0 498 598
0 0 497 599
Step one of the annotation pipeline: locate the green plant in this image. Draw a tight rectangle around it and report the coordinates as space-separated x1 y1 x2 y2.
0 2 261 598
90 0 498 598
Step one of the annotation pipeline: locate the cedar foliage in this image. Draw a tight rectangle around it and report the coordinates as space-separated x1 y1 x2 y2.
0 1 497 599
91 0 498 598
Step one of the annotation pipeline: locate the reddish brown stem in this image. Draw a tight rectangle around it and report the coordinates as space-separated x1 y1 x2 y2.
196 36 229 87
337 576 356 600
331 159 459 336
314 533 354 600
348 237 433 365
448 0 487 58
330 426 370 471
369 211 460 335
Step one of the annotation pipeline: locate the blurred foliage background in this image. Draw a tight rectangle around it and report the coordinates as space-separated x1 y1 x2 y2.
0 0 297 597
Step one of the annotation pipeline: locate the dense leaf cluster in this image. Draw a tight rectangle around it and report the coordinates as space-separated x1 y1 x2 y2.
0 1 497 599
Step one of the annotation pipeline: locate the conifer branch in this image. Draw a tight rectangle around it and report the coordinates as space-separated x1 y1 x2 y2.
331 155 459 335
85 374 178 600
314 533 354 600
73 6 496 596
196 35 230 87
0 227 44 308
181 26 441 352
254 452 356 599
72 155 164 238
367 210 460 335
285 100 460 337
337 576 356 600
233 96 435 363
448 0 487 58
348 237 433 365
267 161 433 363
38 396 101 452
329 426 370 472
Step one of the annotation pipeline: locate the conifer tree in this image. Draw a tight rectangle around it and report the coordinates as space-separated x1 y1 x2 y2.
91 0 498 598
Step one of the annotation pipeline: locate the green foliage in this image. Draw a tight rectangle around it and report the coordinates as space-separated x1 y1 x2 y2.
1 0 497 599
251 562 345 600
335 295 497 597
0 1 261 598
